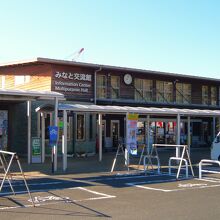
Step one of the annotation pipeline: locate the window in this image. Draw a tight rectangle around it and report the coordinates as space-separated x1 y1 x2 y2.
202 85 209 105
176 83 191 104
156 81 173 103
97 75 107 98
111 75 120 99
0 76 5 89
58 117 72 141
211 86 217 106
14 75 30 86
134 78 153 101
37 113 72 141
76 114 85 141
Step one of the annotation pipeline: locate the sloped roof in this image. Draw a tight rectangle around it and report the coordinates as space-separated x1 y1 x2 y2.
0 57 220 82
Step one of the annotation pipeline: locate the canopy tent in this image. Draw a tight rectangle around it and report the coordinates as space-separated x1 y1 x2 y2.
58 103 220 171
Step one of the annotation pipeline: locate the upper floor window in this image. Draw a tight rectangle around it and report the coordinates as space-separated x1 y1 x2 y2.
156 81 173 103
97 75 107 98
111 75 120 99
14 75 30 86
202 85 209 105
211 86 217 106
176 83 191 104
134 78 153 101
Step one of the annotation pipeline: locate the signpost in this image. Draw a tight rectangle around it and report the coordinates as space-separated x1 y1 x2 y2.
48 126 58 173
31 137 41 163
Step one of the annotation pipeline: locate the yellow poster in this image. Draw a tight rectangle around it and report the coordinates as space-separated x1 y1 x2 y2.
127 113 139 120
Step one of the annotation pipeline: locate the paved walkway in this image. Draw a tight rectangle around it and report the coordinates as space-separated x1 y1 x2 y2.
11 147 211 177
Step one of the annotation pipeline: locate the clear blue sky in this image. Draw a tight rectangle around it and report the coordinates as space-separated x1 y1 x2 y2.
0 0 220 78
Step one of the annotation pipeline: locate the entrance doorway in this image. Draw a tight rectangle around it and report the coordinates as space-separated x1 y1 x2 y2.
111 120 120 149
102 120 106 148
0 110 8 150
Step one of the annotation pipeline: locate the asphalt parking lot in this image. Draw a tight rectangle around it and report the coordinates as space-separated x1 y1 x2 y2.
1 149 220 220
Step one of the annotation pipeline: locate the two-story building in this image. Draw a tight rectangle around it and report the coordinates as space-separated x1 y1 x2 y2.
0 57 220 164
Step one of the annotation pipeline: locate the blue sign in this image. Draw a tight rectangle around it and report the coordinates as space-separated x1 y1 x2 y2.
48 126 58 146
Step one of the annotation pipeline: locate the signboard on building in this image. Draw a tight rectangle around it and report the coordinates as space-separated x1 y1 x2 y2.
52 71 93 101
31 137 41 163
126 113 138 155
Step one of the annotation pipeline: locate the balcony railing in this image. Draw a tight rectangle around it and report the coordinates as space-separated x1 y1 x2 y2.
97 87 219 107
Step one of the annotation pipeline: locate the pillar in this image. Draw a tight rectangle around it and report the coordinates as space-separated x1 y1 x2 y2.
176 114 181 157
62 110 67 171
187 116 191 156
54 97 58 171
98 113 102 161
27 100 31 164
146 115 150 154
41 113 45 163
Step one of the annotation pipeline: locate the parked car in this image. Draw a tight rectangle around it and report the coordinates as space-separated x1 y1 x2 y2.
211 131 220 160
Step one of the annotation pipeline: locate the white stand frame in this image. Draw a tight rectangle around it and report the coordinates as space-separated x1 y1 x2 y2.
138 144 148 167
111 143 125 172
143 144 161 174
199 159 220 179
0 150 35 206
146 144 194 179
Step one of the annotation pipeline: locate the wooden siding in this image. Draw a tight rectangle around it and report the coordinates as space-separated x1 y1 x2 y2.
0 64 52 91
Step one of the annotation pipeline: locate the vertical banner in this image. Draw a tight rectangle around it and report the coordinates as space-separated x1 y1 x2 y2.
126 113 138 155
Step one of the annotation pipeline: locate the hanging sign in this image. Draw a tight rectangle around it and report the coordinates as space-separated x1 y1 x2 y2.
31 137 41 163
126 113 138 155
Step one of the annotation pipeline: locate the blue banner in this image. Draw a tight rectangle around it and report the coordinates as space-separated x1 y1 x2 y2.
48 126 58 146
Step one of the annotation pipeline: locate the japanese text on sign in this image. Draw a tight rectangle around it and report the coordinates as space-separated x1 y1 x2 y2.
55 72 92 81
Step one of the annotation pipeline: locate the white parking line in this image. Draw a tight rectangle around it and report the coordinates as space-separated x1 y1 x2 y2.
76 187 116 199
0 187 116 210
126 180 220 192
195 177 220 183
2 181 63 188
